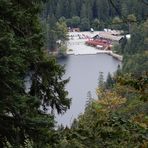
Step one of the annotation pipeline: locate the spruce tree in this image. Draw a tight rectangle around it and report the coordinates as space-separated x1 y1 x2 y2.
0 0 71 146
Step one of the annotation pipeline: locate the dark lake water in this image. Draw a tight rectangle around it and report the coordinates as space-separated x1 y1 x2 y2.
56 54 121 127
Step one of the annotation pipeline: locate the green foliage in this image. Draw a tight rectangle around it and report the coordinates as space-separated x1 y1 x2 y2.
46 1 148 147
98 72 105 89
105 73 115 89
43 0 147 31
80 18 90 31
127 14 137 22
1 0 147 147
0 0 71 147
43 15 68 51
123 52 148 75
71 16 80 28
114 19 148 75
56 21 68 41
85 91 93 108
55 73 148 147
92 19 100 30
112 16 123 30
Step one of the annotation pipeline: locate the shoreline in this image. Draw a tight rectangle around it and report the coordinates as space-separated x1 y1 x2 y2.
66 51 123 61
50 31 123 61
66 31 123 61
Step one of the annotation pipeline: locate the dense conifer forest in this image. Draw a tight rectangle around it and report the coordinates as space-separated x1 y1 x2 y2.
0 0 147 147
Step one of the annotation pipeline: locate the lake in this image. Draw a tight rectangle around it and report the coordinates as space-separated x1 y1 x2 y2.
56 54 121 127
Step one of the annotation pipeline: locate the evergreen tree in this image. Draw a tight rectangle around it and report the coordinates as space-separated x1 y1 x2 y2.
0 0 71 146
92 18 100 30
70 0 77 18
98 72 105 88
71 16 80 28
85 91 93 108
80 3 87 19
43 0 148 31
56 2 62 19
80 17 90 31
105 73 114 89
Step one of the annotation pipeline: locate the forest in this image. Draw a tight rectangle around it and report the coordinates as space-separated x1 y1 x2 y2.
42 0 148 51
0 0 148 147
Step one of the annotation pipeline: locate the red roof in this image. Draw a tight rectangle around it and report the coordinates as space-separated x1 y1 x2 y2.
85 39 110 47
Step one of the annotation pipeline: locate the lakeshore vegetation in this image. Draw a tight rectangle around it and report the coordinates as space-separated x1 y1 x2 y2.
0 0 148 147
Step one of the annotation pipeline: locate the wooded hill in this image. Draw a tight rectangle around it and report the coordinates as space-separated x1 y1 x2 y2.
42 0 148 30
